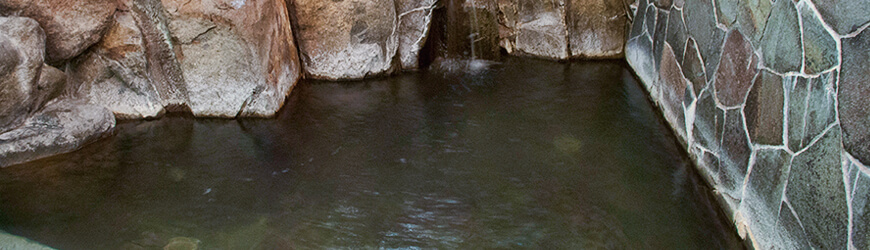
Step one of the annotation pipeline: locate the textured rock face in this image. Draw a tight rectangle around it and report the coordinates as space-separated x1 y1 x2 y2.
0 17 63 134
0 0 116 64
0 99 115 168
515 0 569 59
625 0 870 248
163 0 300 117
289 0 398 79
397 0 437 69
568 0 627 58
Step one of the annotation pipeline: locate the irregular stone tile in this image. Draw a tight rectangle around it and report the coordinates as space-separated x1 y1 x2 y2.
760 0 802 74
786 128 848 249
809 0 870 35
715 0 739 27
654 0 672 8
800 73 837 147
397 0 437 69
628 0 649 39
798 1 839 75
659 43 687 136
715 29 759 107
740 0 772 47
516 0 569 59
694 90 725 154
653 9 669 71
684 0 725 80
681 38 707 95
699 147 721 179
665 6 687 62
719 108 751 194
746 148 791 212
838 28 870 164
775 202 814 249
645 5 657 39
290 0 398 79
787 76 808 152
0 99 116 168
568 0 628 58
625 34 656 89
744 70 784 145
0 0 116 64
853 171 870 250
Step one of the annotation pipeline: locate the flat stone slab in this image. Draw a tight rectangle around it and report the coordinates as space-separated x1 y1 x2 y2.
0 99 115 168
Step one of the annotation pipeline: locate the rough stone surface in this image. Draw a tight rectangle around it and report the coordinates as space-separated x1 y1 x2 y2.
682 38 706 95
839 28 870 164
714 30 758 107
659 43 686 137
289 0 398 79
0 17 49 134
786 77 809 152
693 90 724 153
683 0 724 79
0 230 55 250
567 0 627 58
786 129 847 249
852 167 870 250
665 6 686 62
809 0 870 35
0 0 116 64
164 0 300 117
746 148 790 215
515 0 569 59
760 0 802 74
397 0 437 69
628 0 649 39
626 34 655 89
0 99 115 168
652 9 669 71
798 1 838 75
744 70 783 146
720 108 750 193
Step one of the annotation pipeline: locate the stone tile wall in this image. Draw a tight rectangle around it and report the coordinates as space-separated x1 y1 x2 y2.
625 0 870 248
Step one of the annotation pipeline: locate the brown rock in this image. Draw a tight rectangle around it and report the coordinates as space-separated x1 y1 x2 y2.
0 17 46 134
715 29 758 107
744 70 784 145
163 0 301 117
0 0 116 64
568 0 628 58
397 0 437 70
515 0 570 59
289 0 398 79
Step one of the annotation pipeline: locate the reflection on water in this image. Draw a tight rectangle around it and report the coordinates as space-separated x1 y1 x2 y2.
0 58 743 249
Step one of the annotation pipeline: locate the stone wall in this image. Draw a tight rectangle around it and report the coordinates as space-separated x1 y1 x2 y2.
625 0 870 248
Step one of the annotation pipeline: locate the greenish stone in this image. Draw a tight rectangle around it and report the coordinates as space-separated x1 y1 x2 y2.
786 76 808 152
838 28 870 164
801 73 837 146
786 128 848 249
776 202 813 249
719 108 751 193
715 0 740 27
744 70 784 145
665 6 687 62
761 0 802 74
809 0 870 35
799 1 838 75
741 0 772 46
746 148 790 212
681 38 707 95
852 170 870 250
629 0 649 39
626 34 657 88
684 0 725 80
693 90 724 153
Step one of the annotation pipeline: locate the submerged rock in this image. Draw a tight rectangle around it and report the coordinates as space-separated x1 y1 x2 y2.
0 0 116 64
0 99 115 168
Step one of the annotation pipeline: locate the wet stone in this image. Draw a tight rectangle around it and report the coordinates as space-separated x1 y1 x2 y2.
665 6 687 62
786 128 848 249
838 28 870 164
719 108 751 192
715 29 758 107
653 9 669 71
659 43 686 135
760 0 802 74
682 38 707 95
644 5 658 40
629 0 649 39
799 1 839 75
853 171 870 249
683 0 725 79
745 70 784 145
809 0 870 35
741 0 772 46
626 34 656 89
746 148 790 214
693 90 724 153
787 76 808 152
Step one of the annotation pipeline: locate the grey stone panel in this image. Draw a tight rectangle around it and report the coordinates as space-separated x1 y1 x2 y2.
809 0 870 35
719 108 751 194
853 168 870 250
775 202 813 249
694 90 725 154
683 0 725 80
653 9 669 71
787 76 809 152
760 0 802 74
839 28 870 164
665 6 687 62
786 129 848 249
629 0 649 40
798 1 839 75
682 38 707 95
747 148 791 214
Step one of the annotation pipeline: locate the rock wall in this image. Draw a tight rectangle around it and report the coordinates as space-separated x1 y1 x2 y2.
625 0 870 248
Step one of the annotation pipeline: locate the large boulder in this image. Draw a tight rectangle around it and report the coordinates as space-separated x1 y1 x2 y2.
68 0 187 119
567 0 628 58
289 0 399 80
162 0 301 117
0 17 63 134
0 0 116 64
397 0 437 69
0 99 116 168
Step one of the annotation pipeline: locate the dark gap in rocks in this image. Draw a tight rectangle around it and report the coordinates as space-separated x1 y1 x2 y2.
418 0 447 69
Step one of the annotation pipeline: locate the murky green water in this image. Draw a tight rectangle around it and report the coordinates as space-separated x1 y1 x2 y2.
0 58 742 249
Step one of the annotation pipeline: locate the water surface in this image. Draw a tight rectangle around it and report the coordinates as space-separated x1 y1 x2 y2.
0 58 742 249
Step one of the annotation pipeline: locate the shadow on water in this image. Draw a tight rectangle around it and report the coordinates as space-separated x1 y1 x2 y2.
0 58 743 249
